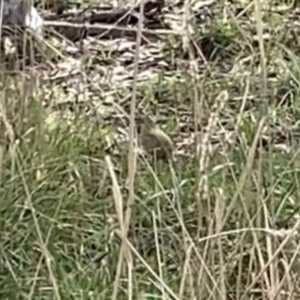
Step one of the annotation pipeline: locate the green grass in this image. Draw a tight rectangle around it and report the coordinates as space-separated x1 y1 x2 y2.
1 0 300 299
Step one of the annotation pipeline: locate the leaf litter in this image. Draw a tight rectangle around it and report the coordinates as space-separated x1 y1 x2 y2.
5 0 300 161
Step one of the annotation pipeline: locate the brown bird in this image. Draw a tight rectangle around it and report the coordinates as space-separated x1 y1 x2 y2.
138 115 174 161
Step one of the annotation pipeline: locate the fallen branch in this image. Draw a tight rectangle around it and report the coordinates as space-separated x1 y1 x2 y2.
44 20 179 41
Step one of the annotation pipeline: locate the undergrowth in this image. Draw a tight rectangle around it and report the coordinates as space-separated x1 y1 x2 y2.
1 0 300 299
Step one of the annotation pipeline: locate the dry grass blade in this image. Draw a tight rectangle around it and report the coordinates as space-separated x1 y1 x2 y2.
106 155 133 300
16 150 61 300
111 1 144 300
241 217 300 299
0 100 15 145
0 145 3 185
122 234 181 300
105 155 124 230
196 90 228 231
222 116 266 228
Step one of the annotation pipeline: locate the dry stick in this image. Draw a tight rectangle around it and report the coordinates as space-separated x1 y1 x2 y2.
106 156 124 232
0 145 3 186
197 228 292 243
152 211 167 300
111 2 144 300
106 156 131 300
179 246 194 299
182 2 211 297
0 0 4 48
215 189 226 298
254 1 272 298
255 0 268 102
182 0 202 238
44 20 179 36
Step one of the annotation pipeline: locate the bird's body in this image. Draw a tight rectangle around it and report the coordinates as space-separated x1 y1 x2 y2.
139 116 174 161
